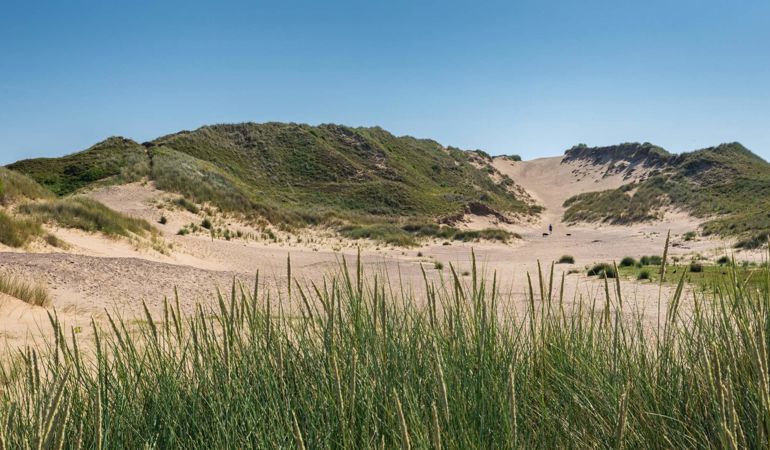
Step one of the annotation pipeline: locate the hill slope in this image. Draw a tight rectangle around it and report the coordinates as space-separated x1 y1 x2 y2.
562 142 770 246
8 123 540 232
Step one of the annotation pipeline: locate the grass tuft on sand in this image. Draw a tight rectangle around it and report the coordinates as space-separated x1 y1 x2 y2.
0 272 51 307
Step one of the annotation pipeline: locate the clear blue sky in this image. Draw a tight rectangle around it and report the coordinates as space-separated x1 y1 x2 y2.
2 0 769 165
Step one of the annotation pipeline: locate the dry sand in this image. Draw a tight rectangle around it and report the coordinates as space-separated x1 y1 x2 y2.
0 156 751 348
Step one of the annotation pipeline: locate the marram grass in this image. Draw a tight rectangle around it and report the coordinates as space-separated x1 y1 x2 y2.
1 250 770 449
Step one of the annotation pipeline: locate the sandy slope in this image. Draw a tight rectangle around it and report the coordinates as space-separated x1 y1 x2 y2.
0 161 746 348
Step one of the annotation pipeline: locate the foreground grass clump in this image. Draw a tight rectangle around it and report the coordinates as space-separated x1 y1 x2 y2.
2 255 770 448
0 272 51 306
18 197 152 238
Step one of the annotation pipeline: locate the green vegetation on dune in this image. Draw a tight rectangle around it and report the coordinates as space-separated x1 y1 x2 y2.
7 122 537 243
2 257 770 447
0 210 42 247
7 137 148 195
563 142 770 244
148 123 537 222
0 167 54 204
18 197 153 238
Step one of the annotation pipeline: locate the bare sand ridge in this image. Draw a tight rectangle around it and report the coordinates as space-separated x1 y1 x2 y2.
0 155 746 347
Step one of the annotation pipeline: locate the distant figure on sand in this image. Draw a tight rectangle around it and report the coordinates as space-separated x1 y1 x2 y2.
548 224 553 234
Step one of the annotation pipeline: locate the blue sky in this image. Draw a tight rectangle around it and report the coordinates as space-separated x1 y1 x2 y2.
1 0 769 164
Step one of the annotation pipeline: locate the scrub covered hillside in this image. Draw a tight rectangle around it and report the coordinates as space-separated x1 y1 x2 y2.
562 142 770 247
9 123 540 238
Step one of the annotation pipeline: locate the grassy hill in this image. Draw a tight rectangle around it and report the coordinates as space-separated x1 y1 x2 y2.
563 142 770 246
7 137 148 195
7 123 540 242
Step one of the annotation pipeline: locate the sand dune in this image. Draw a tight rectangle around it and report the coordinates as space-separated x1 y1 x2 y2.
0 159 745 347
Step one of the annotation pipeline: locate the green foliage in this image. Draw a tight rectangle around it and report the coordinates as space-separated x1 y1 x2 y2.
201 218 212 230
3 257 770 447
18 197 153 238
637 269 651 280
689 262 704 273
7 123 541 243
173 197 200 214
640 255 663 266
0 167 54 204
557 255 575 264
619 256 637 268
683 231 697 241
0 211 42 247
0 272 50 306
342 222 517 246
587 263 617 278
563 142 770 240
735 232 769 250
434 261 444 270
7 137 148 195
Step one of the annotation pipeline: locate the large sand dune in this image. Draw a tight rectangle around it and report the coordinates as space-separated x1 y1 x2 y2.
0 157 746 347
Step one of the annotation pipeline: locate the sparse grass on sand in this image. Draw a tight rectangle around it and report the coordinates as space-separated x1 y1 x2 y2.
2 247 770 448
0 210 42 248
18 197 153 238
0 272 51 306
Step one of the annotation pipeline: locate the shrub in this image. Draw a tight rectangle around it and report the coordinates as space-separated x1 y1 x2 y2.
0 211 42 247
619 257 637 268
434 261 444 270
640 255 663 266
0 272 51 306
557 255 575 264
637 269 652 280
201 218 212 230
683 231 697 241
159 216 168 225
690 262 704 273
717 256 731 265
587 263 617 278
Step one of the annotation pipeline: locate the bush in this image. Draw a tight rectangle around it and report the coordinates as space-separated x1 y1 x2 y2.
201 218 212 230
717 256 731 265
557 255 575 264
690 262 704 273
619 257 637 268
434 262 444 270
0 211 42 247
637 270 651 280
587 263 617 278
159 216 168 225
640 255 663 266
683 231 697 241
0 272 51 306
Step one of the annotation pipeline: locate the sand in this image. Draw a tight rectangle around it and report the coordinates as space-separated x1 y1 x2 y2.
0 156 750 348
